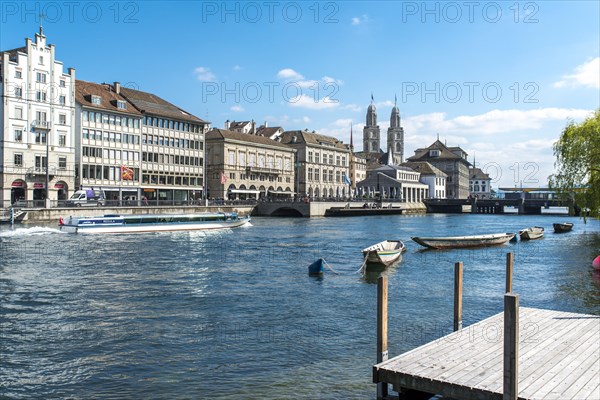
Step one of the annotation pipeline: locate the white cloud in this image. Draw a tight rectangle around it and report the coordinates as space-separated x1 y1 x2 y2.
293 116 312 124
230 105 244 112
277 68 304 80
322 76 344 85
343 104 362 112
403 108 593 136
287 94 340 110
233 65 243 71
193 67 216 82
554 57 600 89
352 14 369 25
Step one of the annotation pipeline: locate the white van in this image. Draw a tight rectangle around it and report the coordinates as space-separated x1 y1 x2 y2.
65 189 106 207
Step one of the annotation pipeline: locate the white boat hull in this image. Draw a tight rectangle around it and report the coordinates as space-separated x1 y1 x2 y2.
412 233 515 249
362 240 405 266
519 227 544 240
59 214 250 234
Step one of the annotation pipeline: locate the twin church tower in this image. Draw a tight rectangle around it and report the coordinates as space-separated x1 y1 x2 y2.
361 97 404 166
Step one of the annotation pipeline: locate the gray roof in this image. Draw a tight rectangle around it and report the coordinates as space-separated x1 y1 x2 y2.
206 129 294 150
120 87 206 124
280 130 349 151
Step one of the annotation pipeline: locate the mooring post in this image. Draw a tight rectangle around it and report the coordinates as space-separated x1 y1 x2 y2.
453 262 463 332
503 293 519 400
377 275 388 399
9 206 14 226
506 252 514 293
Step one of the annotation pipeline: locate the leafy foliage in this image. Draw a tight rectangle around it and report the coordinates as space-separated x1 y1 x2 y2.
549 109 600 219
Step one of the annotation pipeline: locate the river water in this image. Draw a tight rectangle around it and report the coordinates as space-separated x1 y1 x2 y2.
1 214 599 399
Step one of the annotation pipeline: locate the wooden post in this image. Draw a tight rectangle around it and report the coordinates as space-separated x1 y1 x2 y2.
377 276 388 399
506 252 514 293
503 293 519 400
453 262 463 331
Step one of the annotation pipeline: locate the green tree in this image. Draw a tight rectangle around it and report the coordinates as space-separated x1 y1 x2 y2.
549 109 600 218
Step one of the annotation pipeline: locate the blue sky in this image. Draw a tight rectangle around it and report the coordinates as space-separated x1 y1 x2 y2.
2 1 599 187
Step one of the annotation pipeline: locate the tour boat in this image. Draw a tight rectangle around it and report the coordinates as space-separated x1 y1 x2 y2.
59 212 250 234
553 222 574 233
362 240 405 267
411 233 516 249
519 226 545 240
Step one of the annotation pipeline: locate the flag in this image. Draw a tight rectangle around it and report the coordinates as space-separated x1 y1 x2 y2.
220 171 228 185
120 165 133 180
343 173 351 185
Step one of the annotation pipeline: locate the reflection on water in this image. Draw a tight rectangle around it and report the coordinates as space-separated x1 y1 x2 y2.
0 214 599 399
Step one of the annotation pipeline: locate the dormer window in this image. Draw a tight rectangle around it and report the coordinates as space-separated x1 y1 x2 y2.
91 95 102 105
117 100 127 110
429 149 441 157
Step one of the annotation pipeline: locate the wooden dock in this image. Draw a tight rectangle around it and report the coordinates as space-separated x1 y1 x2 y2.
373 307 600 399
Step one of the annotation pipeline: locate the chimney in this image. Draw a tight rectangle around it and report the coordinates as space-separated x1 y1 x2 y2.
225 119 230 130
251 119 256 134
114 82 121 94
264 121 268 128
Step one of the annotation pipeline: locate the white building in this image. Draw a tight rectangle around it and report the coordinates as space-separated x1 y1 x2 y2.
356 165 429 202
75 80 142 204
402 161 447 199
0 28 76 206
470 167 492 199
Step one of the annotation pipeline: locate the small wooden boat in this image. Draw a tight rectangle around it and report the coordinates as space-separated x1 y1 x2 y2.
519 226 544 240
411 233 516 249
308 258 325 275
553 222 573 233
362 240 405 266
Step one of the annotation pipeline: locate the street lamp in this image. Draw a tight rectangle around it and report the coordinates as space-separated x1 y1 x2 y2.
45 129 50 208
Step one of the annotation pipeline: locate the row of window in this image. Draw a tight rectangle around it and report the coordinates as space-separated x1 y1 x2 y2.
227 151 293 171
81 164 141 181
143 116 203 133
13 129 67 146
226 173 290 183
82 129 141 145
82 147 140 162
90 95 127 110
142 134 202 150
13 108 68 125
142 174 202 186
12 154 67 170
307 168 348 183
142 152 203 167
82 111 141 129
11 85 68 105
307 151 347 167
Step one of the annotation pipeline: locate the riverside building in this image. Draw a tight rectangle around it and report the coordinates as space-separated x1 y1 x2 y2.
205 128 295 200
280 130 351 199
119 87 209 204
0 28 76 206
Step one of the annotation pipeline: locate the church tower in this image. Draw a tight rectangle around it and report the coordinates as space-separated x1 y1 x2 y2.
387 97 404 164
363 95 380 153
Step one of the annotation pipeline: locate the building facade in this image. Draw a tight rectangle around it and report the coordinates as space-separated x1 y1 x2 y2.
402 161 447 199
349 152 367 196
206 129 295 200
119 87 208 204
280 130 351 199
469 167 492 199
0 28 76 206
356 165 429 202
75 80 142 204
407 140 471 199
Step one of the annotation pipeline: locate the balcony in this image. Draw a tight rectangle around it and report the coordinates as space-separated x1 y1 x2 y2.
31 120 51 130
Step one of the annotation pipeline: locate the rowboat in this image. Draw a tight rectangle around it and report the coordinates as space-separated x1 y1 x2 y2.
59 212 250 234
553 222 573 233
411 233 516 249
308 258 325 275
519 226 544 240
362 240 405 266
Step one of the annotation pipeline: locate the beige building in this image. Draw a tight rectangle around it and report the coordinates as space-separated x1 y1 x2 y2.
280 130 351 199
0 28 76 206
75 81 142 204
349 152 367 196
206 129 295 200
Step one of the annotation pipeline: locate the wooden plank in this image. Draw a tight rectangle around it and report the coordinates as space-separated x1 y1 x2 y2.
454 261 463 332
506 252 513 293
503 293 518 400
377 276 388 399
553 346 600 399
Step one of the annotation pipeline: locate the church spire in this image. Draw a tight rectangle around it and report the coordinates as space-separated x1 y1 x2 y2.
350 123 354 152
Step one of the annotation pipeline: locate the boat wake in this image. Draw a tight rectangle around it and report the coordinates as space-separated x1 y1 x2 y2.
0 226 64 238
